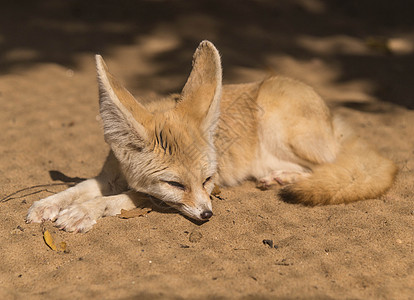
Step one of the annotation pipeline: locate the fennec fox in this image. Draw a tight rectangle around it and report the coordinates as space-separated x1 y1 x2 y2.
26 41 397 232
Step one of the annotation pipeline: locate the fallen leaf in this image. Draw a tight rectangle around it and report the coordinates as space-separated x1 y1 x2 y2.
43 229 67 252
43 230 57 251
212 185 221 196
117 208 152 219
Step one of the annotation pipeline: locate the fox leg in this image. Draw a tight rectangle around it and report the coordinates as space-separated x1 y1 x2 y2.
54 191 140 233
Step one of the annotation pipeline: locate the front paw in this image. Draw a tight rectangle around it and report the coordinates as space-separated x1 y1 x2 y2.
26 201 61 223
54 205 98 233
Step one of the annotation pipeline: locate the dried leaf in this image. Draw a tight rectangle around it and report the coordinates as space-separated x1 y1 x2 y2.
212 185 221 196
117 208 151 219
42 228 67 252
43 230 57 251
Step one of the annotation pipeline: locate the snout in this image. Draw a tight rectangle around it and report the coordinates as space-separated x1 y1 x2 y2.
179 204 213 221
177 190 213 221
200 210 213 220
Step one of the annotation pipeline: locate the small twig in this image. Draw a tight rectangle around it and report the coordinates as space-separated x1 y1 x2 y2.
212 194 225 201
7 189 57 202
1 183 70 203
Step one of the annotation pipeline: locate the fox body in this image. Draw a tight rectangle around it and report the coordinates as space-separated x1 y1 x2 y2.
26 41 397 232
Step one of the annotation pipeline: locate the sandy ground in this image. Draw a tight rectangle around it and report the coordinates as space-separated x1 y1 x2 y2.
1 1 413 299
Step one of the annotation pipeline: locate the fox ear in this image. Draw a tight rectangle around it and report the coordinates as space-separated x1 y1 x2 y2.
96 55 152 149
177 41 222 139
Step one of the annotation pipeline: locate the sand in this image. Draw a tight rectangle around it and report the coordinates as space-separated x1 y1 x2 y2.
1 1 413 299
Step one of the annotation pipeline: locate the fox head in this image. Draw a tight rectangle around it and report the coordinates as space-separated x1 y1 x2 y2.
96 41 222 221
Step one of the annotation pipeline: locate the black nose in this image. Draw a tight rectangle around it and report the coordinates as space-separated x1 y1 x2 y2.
200 210 213 220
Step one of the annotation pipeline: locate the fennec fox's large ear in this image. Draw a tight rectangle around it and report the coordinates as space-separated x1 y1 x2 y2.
177 40 222 139
96 55 152 149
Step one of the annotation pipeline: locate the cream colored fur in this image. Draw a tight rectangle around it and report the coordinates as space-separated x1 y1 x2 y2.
26 41 397 232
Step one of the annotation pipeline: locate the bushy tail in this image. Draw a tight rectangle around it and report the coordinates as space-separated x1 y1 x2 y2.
279 137 397 205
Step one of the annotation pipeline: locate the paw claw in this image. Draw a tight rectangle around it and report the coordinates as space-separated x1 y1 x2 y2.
54 205 97 233
26 199 62 223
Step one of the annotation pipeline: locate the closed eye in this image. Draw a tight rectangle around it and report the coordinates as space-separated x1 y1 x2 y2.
163 180 186 191
203 176 212 186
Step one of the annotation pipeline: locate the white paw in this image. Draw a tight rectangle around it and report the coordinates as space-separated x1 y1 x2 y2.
26 200 61 223
54 205 97 233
